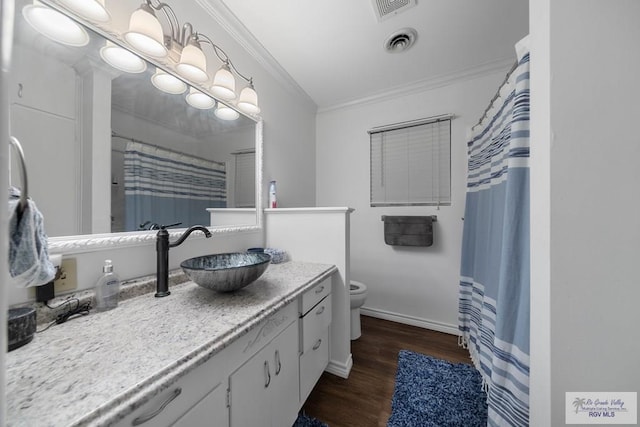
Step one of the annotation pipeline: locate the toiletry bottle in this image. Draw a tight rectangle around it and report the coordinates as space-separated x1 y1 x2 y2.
95 260 120 312
269 180 277 208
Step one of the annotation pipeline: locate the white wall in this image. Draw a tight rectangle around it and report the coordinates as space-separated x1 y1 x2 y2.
166 2 318 209
529 0 551 424
265 208 353 378
316 71 508 333
543 1 640 424
1 2 13 424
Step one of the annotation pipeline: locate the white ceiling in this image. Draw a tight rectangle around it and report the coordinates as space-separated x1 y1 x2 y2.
218 0 529 110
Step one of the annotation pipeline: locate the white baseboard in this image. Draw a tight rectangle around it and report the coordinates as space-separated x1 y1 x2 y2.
326 354 353 379
360 307 460 336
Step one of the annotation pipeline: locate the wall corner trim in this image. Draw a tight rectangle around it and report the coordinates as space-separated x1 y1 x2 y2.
360 307 460 336
326 355 353 379
318 57 516 114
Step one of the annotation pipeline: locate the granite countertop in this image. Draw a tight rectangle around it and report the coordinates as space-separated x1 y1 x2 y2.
6 261 336 427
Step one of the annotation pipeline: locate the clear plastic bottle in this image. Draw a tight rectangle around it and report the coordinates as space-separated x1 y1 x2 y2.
268 180 277 208
95 260 120 312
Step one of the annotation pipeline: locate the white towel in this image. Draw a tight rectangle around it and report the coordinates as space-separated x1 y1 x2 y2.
8 188 55 287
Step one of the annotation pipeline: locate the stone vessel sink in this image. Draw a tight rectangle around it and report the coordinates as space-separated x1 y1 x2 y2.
181 252 271 292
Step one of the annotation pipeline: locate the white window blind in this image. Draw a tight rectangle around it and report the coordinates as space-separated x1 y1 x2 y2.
370 116 451 206
234 151 255 208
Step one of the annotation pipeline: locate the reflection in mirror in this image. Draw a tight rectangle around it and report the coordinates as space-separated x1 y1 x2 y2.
9 0 260 240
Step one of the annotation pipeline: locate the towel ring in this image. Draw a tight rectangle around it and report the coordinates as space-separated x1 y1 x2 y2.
9 136 29 215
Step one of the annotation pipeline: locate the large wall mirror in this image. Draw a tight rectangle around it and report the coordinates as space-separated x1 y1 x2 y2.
8 0 262 252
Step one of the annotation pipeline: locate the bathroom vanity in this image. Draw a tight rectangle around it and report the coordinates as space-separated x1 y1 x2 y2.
6 261 336 427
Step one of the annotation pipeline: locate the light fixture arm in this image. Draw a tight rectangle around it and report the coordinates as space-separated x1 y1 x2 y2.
180 22 196 48
196 32 253 83
145 0 179 43
228 60 252 84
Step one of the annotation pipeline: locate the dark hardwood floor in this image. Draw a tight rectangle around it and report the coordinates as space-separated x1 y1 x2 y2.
301 315 471 427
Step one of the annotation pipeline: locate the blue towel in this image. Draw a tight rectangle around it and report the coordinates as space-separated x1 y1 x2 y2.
8 188 55 287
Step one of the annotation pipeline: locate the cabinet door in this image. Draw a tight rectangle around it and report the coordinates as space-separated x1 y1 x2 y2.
172 382 228 427
270 321 300 427
10 46 77 118
228 320 299 427
229 344 271 427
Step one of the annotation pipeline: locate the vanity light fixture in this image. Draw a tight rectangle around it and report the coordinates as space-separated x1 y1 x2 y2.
198 32 263 109
151 68 187 94
176 36 209 82
185 87 215 110
57 0 110 23
32 0 260 116
100 41 147 74
237 80 260 114
214 105 240 121
210 62 236 100
23 1 89 47
124 2 167 58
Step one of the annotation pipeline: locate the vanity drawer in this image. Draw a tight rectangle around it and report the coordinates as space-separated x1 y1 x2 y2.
299 329 329 403
301 296 331 354
301 277 331 315
115 353 226 427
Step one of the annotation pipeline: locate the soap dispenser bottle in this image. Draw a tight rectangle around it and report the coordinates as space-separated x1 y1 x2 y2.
95 260 120 312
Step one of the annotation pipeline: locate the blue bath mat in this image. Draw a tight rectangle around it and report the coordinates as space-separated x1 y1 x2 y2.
293 412 328 427
387 350 487 427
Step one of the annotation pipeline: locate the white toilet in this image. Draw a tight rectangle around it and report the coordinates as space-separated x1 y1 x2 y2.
349 280 368 340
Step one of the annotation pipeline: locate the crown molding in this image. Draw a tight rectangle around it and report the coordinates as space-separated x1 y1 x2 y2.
196 0 316 110
318 57 516 114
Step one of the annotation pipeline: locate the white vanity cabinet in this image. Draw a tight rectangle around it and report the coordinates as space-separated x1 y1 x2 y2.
113 286 331 427
228 320 299 427
298 278 332 403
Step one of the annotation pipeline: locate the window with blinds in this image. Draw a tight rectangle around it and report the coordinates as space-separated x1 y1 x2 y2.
370 117 451 206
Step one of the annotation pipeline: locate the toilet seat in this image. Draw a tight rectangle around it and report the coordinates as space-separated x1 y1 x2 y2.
349 280 367 340
350 280 367 295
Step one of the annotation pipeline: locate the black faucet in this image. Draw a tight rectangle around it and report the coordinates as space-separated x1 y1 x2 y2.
156 225 212 297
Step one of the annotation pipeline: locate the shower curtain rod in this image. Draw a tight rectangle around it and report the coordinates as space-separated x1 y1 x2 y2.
111 131 225 166
473 60 518 128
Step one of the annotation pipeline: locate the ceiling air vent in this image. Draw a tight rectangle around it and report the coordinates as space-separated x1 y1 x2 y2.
384 28 417 53
371 0 417 22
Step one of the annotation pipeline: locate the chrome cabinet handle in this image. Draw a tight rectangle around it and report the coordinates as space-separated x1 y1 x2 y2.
315 285 324 294
132 388 182 426
264 361 271 388
274 350 282 375
315 305 325 316
312 339 322 351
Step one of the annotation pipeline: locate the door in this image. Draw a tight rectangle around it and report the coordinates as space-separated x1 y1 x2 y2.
269 321 299 427
229 343 271 427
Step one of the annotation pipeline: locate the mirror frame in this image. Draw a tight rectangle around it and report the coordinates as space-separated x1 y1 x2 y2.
28 0 265 253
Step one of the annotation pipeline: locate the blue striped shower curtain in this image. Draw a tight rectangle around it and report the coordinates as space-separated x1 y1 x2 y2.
459 37 530 427
124 141 226 231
